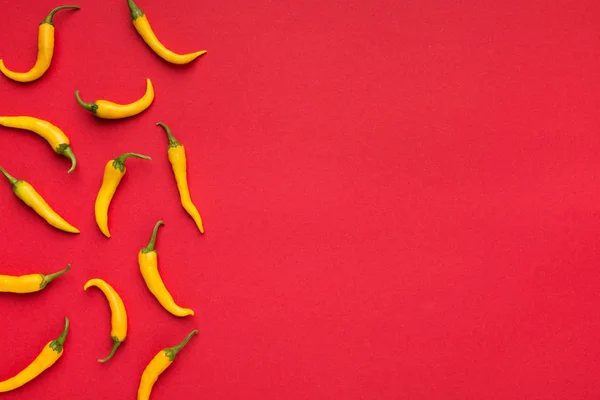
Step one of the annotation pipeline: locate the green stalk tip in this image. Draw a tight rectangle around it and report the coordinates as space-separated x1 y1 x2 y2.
40 264 71 290
142 221 164 253
43 5 80 26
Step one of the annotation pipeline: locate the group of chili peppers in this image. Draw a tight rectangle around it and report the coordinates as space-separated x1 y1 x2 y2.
0 1 207 398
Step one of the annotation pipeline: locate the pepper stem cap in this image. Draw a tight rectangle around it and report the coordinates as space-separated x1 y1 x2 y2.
40 264 71 290
156 122 182 148
127 0 145 20
98 338 122 363
142 221 164 253
43 5 80 26
112 152 152 172
49 317 69 353
56 144 77 173
0 165 18 188
75 90 98 114
165 330 199 361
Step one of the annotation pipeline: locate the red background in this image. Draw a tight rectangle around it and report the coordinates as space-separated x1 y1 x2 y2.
1 0 600 399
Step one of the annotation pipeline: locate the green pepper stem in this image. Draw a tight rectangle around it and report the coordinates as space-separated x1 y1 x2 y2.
156 122 182 148
74 90 98 114
165 330 199 362
56 144 77 173
142 221 164 253
42 5 80 26
0 165 18 188
98 339 121 363
112 152 152 172
40 264 71 290
49 317 70 353
127 0 145 20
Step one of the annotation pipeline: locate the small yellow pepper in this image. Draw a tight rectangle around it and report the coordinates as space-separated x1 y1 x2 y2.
127 0 207 64
138 330 199 400
0 264 70 294
0 318 69 393
0 5 79 82
0 116 77 173
95 152 152 238
84 278 128 362
157 122 204 233
0 166 79 234
75 78 155 119
139 221 194 317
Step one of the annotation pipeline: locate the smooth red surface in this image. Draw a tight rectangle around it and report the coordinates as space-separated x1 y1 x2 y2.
1 0 600 399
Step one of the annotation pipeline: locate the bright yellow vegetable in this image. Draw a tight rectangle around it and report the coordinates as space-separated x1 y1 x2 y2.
0 6 79 83
95 152 152 238
157 122 204 233
127 0 207 64
0 264 70 294
138 330 198 400
0 318 69 393
84 278 128 362
0 116 77 173
139 221 194 317
75 78 155 119
0 166 79 233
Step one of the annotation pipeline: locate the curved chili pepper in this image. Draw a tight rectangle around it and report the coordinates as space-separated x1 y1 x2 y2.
0 6 80 82
0 166 79 233
0 264 70 294
84 278 128 362
157 123 204 233
137 330 199 400
0 116 77 173
74 78 155 119
0 317 69 393
95 152 152 237
127 0 207 64
139 221 194 317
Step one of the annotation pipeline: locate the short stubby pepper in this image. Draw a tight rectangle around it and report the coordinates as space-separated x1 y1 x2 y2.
75 78 155 119
137 330 199 400
157 122 204 233
0 166 79 233
0 5 80 82
139 221 194 317
84 278 128 362
95 152 152 237
0 264 70 294
0 116 77 173
0 318 69 393
127 0 207 64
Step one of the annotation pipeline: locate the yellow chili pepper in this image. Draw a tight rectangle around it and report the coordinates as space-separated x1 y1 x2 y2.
74 78 155 119
0 318 69 393
127 0 207 64
0 166 79 233
139 221 194 317
138 330 198 400
0 116 77 173
0 264 70 294
156 123 204 234
95 152 152 238
84 278 128 362
0 6 79 83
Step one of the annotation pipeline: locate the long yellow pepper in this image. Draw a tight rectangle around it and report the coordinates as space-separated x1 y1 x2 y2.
0 116 77 173
0 318 69 393
157 122 204 233
0 264 70 294
84 278 128 362
139 221 194 317
0 166 79 233
0 6 79 82
95 152 152 238
138 330 199 400
127 0 206 64
75 78 155 119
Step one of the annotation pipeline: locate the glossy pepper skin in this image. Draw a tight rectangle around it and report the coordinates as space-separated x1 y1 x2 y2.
0 166 79 233
84 278 128 362
127 0 206 64
157 123 204 233
138 330 198 400
0 116 77 173
0 6 79 82
95 152 152 238
0 318 69 393
0 264 70 294
139 221 194 317
74 78 155 119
